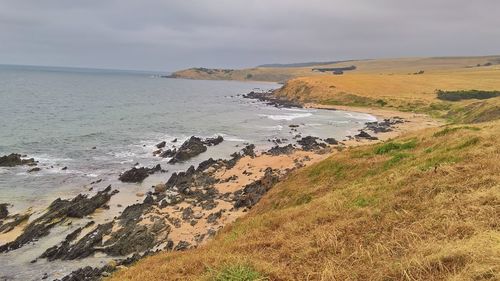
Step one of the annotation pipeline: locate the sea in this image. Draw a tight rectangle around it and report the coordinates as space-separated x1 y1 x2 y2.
0 64 376 280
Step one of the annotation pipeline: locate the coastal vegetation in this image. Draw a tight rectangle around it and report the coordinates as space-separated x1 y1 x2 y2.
110 56 500 280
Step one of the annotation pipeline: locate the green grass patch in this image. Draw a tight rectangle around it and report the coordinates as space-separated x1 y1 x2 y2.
433 126 481 137
374 139 418 155
208 264 266 281
308 161 345 182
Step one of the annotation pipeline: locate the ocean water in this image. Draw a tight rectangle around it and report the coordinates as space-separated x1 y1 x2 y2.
0 65 376 280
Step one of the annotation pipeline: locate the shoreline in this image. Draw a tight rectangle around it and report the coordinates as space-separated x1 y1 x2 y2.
0 91 443 281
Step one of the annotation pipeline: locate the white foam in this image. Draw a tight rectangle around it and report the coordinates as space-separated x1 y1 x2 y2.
261 125 283 131
344 112 377 122
224 136 247 142
259 113 313 121
33 154 73 164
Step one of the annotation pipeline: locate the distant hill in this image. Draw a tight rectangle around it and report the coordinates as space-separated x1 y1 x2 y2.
258 60 355 68
168 55 500 83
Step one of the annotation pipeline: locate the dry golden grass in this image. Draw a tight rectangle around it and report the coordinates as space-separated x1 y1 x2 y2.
110 120 500 281
274 67 500 122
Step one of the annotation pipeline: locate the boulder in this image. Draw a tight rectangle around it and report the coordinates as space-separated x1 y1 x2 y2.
119 164 162 183
355 130 378 140
0 153 37 167
266 144 295 156
297 136 327 151
0 204 9 219
203 135 224 146
324 138 339 145
156 141 166 149
168 137 207 164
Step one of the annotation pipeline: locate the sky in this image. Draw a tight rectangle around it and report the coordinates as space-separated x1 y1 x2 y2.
1 0 499 72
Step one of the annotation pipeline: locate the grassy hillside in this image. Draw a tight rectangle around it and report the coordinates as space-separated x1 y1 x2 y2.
111 118 499 281
274 68 500 122
169 56 500 82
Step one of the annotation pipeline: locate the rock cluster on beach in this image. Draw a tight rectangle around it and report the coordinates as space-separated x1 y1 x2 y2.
0 153 37 167
243 91 302 108
119 164 163 183
0 186 117 253
154 135 224 163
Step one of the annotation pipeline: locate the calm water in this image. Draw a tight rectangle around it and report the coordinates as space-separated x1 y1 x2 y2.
0 65 375 280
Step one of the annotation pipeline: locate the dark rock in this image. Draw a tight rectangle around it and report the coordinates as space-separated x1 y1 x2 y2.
364 118 404 133
159 148 176 158
233 168 279 209
0 213 30 233
241 144 256 158
0 186 115 253
61 166 68 171
201 200 218 210
243 91 302 108
297 136 327 151
266 144 295 155
0 204 8 219
172 138 178 143
355 130 378 140
156 141 166 149
206 210 223 224
174 241 191 251
324 138 339 145
182 207 193 220
28 167 41 173
119 164 162 183
41 223 112 261
168 136 207 164
0 153 37 167
203 135 224 146
196 158 217 172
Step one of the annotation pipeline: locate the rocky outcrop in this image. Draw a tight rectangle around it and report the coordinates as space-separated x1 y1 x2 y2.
243 91 302 108
156 141 166 149
297 136 327 151
168 137 207 164
0 204 8 219
266 144 295 156
158 136 223 160
202 135 224 146
364 118 405 133
56 252 154 281
324 138 339 145
0 213 30 234
0 153 37 167
40 197 166 261
0 186 116 253
119 164 162 183
233 168 280 209
355 130 378 140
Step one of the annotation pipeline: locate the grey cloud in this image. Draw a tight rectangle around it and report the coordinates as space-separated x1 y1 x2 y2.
0 0 499 71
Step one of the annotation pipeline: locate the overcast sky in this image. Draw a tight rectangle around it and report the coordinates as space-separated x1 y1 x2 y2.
1 0 499 71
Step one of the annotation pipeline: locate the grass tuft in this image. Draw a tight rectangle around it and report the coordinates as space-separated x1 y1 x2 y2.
374 139 417 155
207 264 266 281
